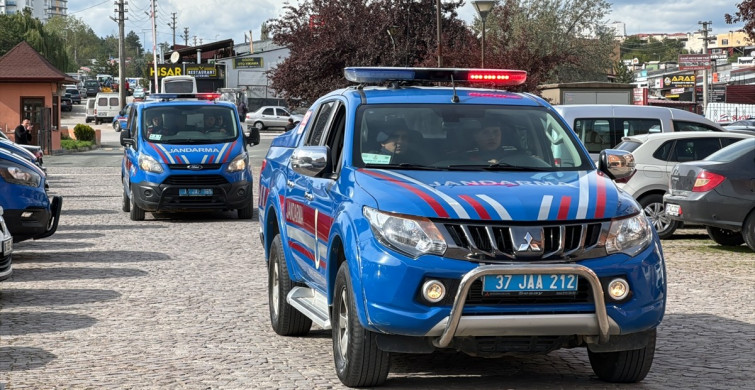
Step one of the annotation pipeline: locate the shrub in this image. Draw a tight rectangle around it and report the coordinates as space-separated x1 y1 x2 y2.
73 124 96 142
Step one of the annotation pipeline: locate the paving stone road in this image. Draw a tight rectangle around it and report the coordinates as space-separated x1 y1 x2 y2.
0 144 753 388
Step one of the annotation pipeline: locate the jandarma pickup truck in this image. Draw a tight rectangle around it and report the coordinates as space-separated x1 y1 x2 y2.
257 67 667 387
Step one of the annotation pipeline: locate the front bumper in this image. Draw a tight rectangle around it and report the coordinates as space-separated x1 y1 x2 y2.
132 180 253 212
358 238 666 346
3 196 62 242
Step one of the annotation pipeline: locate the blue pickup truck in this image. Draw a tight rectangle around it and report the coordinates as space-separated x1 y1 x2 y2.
258 67 666 387
119 93 260 221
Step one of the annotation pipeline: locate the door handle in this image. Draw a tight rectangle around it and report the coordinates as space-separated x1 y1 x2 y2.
304 192 314 201
286 180 294 188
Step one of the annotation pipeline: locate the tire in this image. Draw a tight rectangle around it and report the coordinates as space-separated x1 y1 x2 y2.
237 203 253 220
268 234 312 336
639 194 679 239
588 330 656 383
129 186 145 221
706 226 744 246
121 183 130 212
85 118 91 123
743 211 755 251
254 121 265 130
112 122 118 131
332 263 390 387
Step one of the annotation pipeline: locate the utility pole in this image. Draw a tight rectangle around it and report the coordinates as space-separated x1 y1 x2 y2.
193 36 197 46
183 27 189 46
110 0 127 110
168 12 177 48
699 20 712 115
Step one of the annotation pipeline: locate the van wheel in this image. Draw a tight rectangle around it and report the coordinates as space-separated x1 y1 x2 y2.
129 187 145 221
639 194 678 239
122 184 130 212
238 203 253 220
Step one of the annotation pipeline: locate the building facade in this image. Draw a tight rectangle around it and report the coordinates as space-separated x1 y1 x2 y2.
0 0 67 22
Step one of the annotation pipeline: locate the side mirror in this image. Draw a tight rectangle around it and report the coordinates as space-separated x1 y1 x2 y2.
247 127 260 146
120 129 134 147
291 146 329 177
599 149 635 181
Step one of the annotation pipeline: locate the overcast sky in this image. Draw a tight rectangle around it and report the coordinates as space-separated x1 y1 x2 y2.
67 0 745 49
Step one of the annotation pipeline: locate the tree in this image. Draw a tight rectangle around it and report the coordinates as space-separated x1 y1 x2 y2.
0 9 70 70
614 60 635 83
726 1 755 42
267 0 477 104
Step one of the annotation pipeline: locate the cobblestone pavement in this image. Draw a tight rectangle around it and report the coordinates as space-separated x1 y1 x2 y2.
0 163 753 389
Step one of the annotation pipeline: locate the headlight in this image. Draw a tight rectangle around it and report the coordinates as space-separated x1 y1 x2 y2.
138 154 163 173
0 161 41 187
226 153 248 173
363 206 447 258
605 213 653 256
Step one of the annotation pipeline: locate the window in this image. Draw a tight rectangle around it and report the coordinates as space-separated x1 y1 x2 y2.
109 97 119 106
307 101 336 146
669 138 721 162
262 108 275 116
574 119 612 153
673 120 720 132
652 141 674 161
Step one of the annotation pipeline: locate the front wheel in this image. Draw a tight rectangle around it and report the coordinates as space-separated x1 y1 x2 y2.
706 226 744 246
254 121 265 130
640 194 678 239
588 330 656 383
332 263 390 387
129 186 145 221
268 234 311 336
121 182 130 212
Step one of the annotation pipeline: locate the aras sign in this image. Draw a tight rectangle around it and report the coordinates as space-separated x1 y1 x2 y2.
663 74 696 88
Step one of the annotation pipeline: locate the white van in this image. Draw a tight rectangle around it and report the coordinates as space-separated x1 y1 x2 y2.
554 104 725 159
93 92 120 125
161 75 197 94
85 98 96 123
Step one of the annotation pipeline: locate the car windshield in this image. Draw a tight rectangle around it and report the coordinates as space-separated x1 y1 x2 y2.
353 104 589 170
142 106 238 145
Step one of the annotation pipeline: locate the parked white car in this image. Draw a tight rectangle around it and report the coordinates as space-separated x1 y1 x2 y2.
611 131 754 238
245 106 302 130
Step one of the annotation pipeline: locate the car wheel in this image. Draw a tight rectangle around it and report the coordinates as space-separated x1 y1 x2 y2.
121 182 130 212
743 211 755 251
639 194 679 239
85 118 91 123
113 122 118 130
332 262 390 387
588 330 656 383
706 226 744 246
129 186 145 221
254 121 265 130
268 234 312 336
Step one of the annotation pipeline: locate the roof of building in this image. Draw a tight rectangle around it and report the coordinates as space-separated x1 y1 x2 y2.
0 41 76 83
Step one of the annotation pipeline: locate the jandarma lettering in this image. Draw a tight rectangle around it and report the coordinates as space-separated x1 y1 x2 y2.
169 147 220 153
431 180 577 188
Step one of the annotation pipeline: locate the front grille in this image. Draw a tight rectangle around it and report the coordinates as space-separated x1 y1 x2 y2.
162 175 229 186
441 221 608 261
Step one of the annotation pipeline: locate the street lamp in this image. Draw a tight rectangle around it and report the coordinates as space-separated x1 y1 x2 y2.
473 0 496 68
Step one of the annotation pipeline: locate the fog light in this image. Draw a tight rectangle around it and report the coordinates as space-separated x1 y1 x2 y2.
422 280 446 303
237 188 246 196
21 211 33 218
144 189 153 197
607 278 630 301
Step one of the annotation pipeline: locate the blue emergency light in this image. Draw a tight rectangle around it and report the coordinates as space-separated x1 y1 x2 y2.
344 67 527 85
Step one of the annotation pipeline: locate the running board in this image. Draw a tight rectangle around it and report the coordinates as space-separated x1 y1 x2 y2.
287 287 331 330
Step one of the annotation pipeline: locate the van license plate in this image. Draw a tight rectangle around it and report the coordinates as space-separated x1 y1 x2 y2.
665 204 681 217
2 238 12 256
179 188 213 196
482 274 578 293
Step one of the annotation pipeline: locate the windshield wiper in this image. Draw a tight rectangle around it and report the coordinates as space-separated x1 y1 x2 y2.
364 163 441 171
447 163 549 171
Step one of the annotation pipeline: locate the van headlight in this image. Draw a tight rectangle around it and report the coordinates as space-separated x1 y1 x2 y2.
605 213 653 256
138 154 163 173
0 161 41 187
226 154 248 173
363 206 447 258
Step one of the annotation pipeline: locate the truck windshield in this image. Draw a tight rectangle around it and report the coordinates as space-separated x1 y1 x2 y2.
142 106 238 145
354 104 589 170
163 80 195 94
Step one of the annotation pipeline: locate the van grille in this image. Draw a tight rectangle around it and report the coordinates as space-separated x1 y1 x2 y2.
162 175 229 186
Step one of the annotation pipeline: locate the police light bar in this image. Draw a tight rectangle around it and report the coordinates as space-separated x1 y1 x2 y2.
150 93 221 101
344 67 527 86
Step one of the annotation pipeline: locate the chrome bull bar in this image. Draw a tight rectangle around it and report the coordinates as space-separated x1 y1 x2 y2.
432 264 610 348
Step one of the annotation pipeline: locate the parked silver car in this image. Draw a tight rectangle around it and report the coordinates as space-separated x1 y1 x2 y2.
0 206 13 281
245 106 302 130
611 131 754 238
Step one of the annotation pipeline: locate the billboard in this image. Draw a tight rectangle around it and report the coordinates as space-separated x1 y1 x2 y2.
678 54 711 71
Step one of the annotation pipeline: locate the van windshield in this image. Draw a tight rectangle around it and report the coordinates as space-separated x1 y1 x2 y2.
142 106 238 145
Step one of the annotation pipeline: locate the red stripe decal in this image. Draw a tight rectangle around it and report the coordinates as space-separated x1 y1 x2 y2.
595 176 606 218
222 140 237 163
557 196 571 220
317 213 334 242
289 241 315 263
209 155 215 163
148 142 170 164
361 170 449 218
459 195 491 220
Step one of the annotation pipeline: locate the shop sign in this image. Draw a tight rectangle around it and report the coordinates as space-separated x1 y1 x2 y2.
663 74 695 88
185 65 217 78
235 57 264 69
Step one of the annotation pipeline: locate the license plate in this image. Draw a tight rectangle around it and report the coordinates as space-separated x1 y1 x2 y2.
482 274 578 293
179 188 213 196
665 203 681 217
2 238 12 257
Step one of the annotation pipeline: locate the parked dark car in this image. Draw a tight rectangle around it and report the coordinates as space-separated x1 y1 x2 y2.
664 138 755 251
722 119 755 132
84 79 100 97
65 88 82 104
61 94 73 112
0 131 43 166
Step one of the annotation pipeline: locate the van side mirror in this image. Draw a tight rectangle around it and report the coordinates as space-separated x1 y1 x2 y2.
120 129 134 147
247 127 260 146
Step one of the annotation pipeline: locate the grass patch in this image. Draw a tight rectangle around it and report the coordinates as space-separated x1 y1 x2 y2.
60 138 94 150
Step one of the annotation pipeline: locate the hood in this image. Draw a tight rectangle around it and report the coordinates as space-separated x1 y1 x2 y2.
356 169 637 222
146 139 242 165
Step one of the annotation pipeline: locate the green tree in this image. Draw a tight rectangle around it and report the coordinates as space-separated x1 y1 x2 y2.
0 9 69 70
614 60 635 83
726 1 755 41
